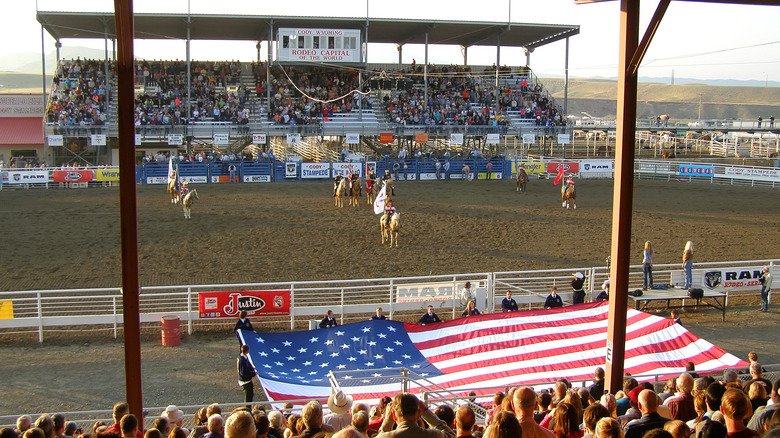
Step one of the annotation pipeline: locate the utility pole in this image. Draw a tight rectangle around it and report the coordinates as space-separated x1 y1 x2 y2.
698 93 703 121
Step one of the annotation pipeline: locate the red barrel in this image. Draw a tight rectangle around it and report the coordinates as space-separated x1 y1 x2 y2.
161 315 181 346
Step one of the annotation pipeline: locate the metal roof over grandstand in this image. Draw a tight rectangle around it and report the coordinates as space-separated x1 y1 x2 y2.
36 12 579 50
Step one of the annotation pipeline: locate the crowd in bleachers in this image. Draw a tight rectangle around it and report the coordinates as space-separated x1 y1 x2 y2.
46 59 113 131
255 65 371 126
4 350 778 438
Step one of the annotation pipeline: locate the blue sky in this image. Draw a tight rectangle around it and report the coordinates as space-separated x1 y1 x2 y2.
2 0 779 81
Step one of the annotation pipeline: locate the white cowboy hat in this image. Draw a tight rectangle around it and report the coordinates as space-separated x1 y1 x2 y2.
327 390 353 415
602 280 610 290
162 405 184 423
573 272 584 279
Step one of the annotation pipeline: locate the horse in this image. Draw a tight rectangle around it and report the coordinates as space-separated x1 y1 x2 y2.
182 189 199 219
383 177 394 199
516 169 528 192
366 176 379 205
334 178 347 208
167 172 180 204
380 212 400 247
349 176 362 207
561 183 576 209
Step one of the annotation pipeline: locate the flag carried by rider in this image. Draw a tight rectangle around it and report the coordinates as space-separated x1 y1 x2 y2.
373 183 387 215
553 165 565 185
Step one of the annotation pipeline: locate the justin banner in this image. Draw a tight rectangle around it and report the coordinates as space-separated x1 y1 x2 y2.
198 290 291 318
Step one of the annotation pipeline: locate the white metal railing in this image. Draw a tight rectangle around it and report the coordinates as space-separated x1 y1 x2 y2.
1 260 776 343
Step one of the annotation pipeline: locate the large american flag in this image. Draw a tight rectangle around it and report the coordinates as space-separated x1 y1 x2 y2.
238 302 746 404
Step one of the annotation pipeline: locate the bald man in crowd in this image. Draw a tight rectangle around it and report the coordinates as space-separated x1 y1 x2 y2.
663 373 696 422
513 387 554 438
623 390 671 438
225 412 255 438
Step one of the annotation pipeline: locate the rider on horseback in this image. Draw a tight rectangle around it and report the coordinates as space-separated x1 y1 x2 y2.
333 173 343 197
382 169 395 195
180 181 189 197
564 175 576 195
383 199 396 227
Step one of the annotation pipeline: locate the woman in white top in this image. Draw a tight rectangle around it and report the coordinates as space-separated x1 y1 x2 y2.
642 241 654 291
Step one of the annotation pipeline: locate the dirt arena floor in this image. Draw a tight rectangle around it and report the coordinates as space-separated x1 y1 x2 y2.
0 177 779 417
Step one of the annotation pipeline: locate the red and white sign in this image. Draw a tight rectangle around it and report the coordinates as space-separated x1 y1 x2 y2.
252 134 267 144
547 162 580 174
379 133 394 144
198 290 291 318
53 170 94 183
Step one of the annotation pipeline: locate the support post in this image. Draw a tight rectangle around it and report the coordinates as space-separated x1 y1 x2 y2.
41 26 47 113
114 0 144 422
496 35 501 117
424 33 428 110
564 37 570 119
605 0 639 395
186 16 192 155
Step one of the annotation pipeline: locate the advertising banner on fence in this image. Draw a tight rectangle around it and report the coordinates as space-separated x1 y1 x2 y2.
244 175 271 183
415 133 429 144
346 133 360 144
252 133 267 144
558 134 571 145
168 134 183 145
333 162 362 177
450 133 463 144
580 160 614 173
522 134 536 144
301 162 330 179
546 162 580 174
724 167 780 181
183 176 208 184
52 170 94 183
198 290 291 318
678 164 714 176
91 134 106 146
486 133 500 145
286 133 301 145
379 133 394 144
286 162 298 179
395 281 481 303
94 168 120 182
511 162 544 174
214 133 229 145
700 265 772 293
8 170 49 184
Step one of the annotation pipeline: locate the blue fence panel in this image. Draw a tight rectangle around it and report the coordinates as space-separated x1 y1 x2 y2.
145 162 168 178
273 161 287 181
136 165 144 183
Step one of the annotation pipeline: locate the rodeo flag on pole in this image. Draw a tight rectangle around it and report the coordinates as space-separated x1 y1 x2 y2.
553 165 565 185
373 183 387 215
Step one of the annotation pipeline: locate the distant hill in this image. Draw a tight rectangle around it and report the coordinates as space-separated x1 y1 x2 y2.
541 77 780 121
0 46 108 74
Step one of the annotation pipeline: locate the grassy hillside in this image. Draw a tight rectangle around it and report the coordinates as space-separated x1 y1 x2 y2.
542 77 780 120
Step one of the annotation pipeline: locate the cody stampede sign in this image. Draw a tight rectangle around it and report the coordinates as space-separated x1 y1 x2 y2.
197 291 290 318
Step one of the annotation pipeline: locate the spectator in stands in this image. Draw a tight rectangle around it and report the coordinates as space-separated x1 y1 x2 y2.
16 417 32 437
618 387 643 428
434 406 456 431
294 401 328 438
594 418 622 438
461 300 480 317
455 406 477 438
226 412 255 438
120 415 139 438
267 412 284 438
664 373 696 422
721 389 760 438
371 307 388 320
600 394 618 420
663 420 690 438
254 413 270 438
23 429 44 438
747 377 780 433
319 310 338 328
582 403 610 438
324 391 353 431
52 414 67 438
658 378 677 403
485 411 522 438
35 415 54 438
352 411 373 438
534 393 553 425
202 415 224 438
368 397 393 432
191 407 209 438
513 387 554 438
552 403 582 438
375 393 454 438
722 370 741 390
501 292 518 312
617 379 639 416
686 363 699 379
1 428 18 438
153 419 169 437
588 368 606 402
742 362 772 394
418 305 442 325
460 282 475 311
692 382 727 435
544 287 563 309
699 420 727 438
63 422 79 438
145 430 162 438
623 390 671 438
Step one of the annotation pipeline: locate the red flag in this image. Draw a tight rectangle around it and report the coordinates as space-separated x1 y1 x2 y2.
553 166 565 185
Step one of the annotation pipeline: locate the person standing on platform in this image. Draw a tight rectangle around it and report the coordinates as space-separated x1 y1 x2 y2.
501 291 518 312
460 281 475 311
571 272 586 304
682 241 694 289
544 286 563 309
234 311 254 343
596 280 610 301
319 310 338 328
237 344 258 408
643 241 654 291
417 305 442 325
371 307 388 320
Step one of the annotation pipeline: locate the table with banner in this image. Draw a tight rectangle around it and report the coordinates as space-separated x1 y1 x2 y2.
628 287 727 321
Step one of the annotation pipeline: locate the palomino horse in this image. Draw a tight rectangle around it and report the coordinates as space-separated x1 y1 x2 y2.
334 178 347 208
167 172 180 204
380 212 400 247
561 183 576 209
182 189 199 219
366 176 379 205
349 176 362 207
383 177 394 199
516 169 528 192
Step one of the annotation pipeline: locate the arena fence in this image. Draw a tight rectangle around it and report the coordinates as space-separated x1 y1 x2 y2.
0 259 775 343
1 158 778 188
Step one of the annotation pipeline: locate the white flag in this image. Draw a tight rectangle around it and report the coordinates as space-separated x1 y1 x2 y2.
168 158 175 183
373 183 387 215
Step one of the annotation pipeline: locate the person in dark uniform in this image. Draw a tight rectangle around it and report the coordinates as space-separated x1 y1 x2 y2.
319 310 338 328
234 310 254 343
417 305 442 325
501 291 518 312
371 307 388 320
571 272 586 304
544 286 563 309
237 344 257 407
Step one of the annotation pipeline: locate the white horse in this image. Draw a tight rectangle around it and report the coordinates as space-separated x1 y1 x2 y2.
182 189 199 219
380 212 400 247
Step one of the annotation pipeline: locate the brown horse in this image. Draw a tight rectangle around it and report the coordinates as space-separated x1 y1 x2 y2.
561 183 576 209
366 177 379 205
334 178 347 208
182 189 199 219
349 176 362 207
516 168 528 192
380 212 400 247
167 172 180 204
